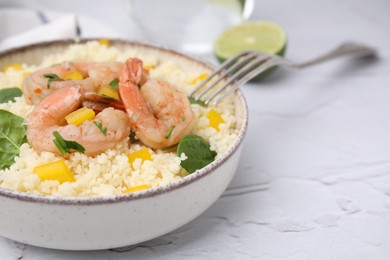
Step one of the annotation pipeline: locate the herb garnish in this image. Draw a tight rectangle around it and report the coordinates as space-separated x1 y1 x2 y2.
0 87 22 103
164 125 175 139
43 73 63 88
188 97 207 107
0 110 27 170
109 78 119 89
129 130 139 143
177 135 217 174
53 131 85 155
93 121 107 135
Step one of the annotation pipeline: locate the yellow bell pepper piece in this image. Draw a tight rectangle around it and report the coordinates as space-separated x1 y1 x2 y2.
65 107 95 126
97 85 119 100
98 39 110 46
143 65 155 70
2 63 22 72
33 160 75 183
63 70 83 80
206 109 225 131
191 73 208 85
127 148 153 166
124 184 151 194
22 71 31 79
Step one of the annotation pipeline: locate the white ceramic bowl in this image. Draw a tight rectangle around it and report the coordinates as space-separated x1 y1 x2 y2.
0 39 248 250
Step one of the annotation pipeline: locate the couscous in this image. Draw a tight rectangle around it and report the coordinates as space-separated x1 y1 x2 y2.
0 41 238 197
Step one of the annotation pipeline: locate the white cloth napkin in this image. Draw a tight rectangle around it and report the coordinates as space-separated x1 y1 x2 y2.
0 13 77 51
0 7 121 51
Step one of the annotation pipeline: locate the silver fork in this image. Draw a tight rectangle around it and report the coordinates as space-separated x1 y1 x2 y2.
190 42 377 105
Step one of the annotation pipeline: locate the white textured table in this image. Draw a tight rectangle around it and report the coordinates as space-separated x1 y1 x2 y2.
1 0 390 259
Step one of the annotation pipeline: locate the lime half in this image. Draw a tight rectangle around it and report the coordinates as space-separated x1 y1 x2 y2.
214 21 287 79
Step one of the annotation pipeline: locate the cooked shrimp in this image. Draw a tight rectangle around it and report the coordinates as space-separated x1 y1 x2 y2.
119 58 195 149
27 86 131 156
22 61 123 105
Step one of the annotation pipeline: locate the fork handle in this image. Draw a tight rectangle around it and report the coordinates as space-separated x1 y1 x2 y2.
295 42 377 68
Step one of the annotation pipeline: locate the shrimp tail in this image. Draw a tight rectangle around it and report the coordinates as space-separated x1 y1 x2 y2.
118 58 195 149
119 58 149 120
121 58 144 86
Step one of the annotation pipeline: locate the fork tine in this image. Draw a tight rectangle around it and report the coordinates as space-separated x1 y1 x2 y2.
190 50 254 98
204 53 271 105
194 52 260 100
210 58 282 105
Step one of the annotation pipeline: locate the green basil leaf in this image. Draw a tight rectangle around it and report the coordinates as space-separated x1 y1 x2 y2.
188 97 207 107
0 87 22 103
177 134 217 174
0 109 27 170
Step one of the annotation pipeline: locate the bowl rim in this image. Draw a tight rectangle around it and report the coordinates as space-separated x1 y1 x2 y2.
0 38 248 205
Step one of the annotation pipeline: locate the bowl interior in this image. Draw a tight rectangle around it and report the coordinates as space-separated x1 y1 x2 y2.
0 39 248 204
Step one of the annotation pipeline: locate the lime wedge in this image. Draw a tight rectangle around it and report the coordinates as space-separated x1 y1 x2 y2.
215 21 287 61
214 21 287 79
